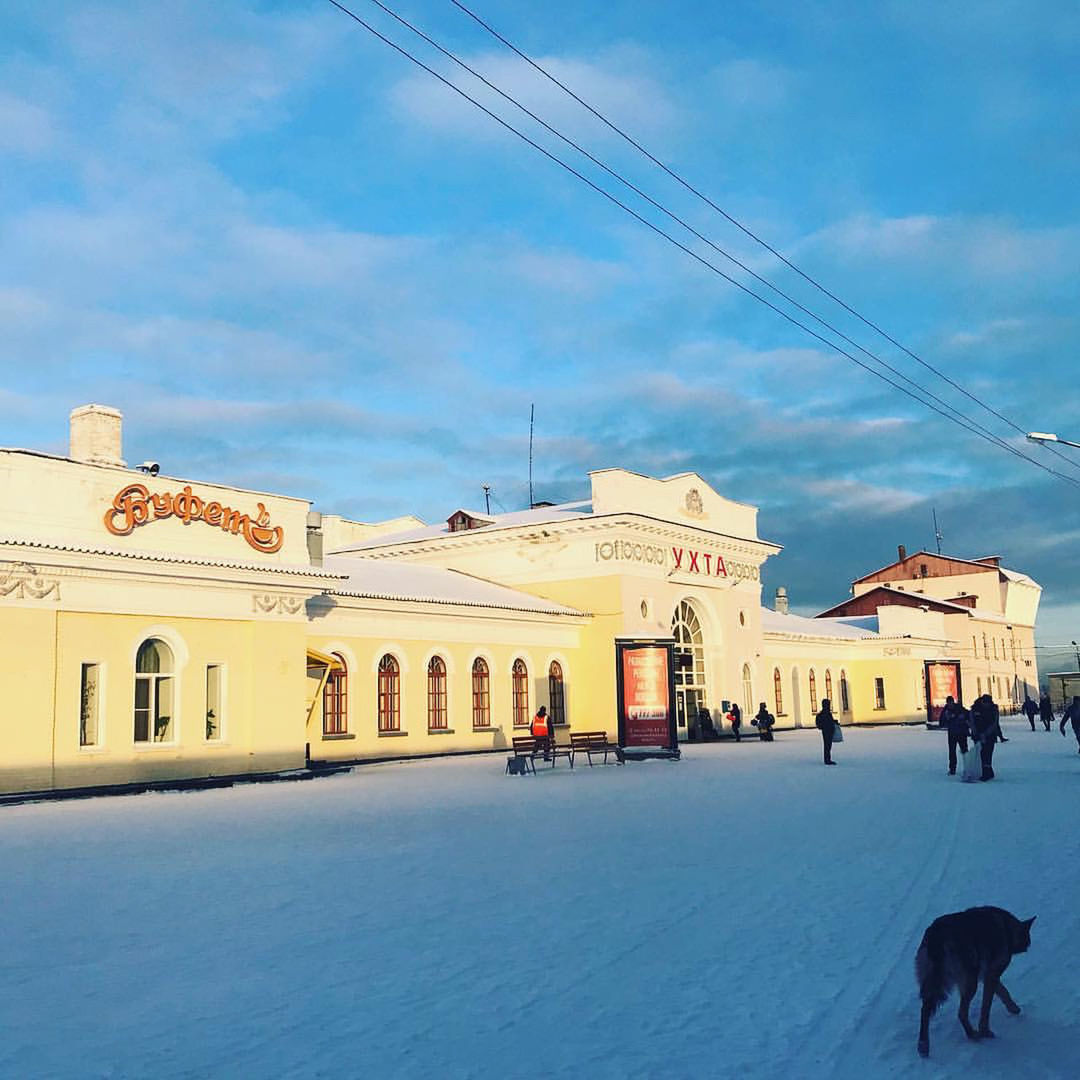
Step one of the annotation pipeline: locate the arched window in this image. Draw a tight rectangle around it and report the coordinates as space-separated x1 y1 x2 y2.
427 656 447 731
809 669 818 714
134 638 175 743
840 670 850 713
471 658 490 729
672 600 707 733
548 661 565 726
512 659 529 727
323 653 348 735
773 667 783 715
741 664 753 717
825 669 833 706
378 654 400 733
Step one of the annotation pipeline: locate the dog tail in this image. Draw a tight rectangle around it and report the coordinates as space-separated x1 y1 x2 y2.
915 927 948 1015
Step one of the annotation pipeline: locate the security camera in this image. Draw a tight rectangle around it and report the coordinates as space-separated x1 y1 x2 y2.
137 461 160 476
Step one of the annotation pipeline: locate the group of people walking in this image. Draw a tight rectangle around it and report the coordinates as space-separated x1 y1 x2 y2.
939 694 1008 780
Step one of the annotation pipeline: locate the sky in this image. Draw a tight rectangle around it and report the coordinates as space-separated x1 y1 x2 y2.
2 1 1078 668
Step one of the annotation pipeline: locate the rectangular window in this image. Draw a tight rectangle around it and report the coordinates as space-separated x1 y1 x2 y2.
874 677 886 710
205 665 223 741
80 663 100 747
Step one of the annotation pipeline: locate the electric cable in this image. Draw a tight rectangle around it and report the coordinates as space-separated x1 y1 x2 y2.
322 0 1080 488
447 0 1080 474
355 0 1045 470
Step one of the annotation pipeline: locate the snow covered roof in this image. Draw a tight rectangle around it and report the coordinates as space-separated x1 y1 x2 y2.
761 608 879 640
0 535 340 579
332 500 593 552
324 556 585 616
1001 568 1038 587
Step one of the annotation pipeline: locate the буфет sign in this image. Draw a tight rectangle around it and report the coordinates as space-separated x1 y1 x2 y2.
104 483 284 554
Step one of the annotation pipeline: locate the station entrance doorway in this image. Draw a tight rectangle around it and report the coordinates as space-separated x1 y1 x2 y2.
672 600 709 740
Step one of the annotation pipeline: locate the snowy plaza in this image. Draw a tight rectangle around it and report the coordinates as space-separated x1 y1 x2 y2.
3 719 1079 1079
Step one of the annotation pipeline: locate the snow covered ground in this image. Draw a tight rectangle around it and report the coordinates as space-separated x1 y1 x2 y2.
3 719 1078 1079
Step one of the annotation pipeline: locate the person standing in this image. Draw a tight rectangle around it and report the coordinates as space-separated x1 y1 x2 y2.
1039 692 1055 732
729 701 742 742
1059 695 1080 753
940 695 969 775
816 698 838 765
1021 695 1038 731
753 702 775 742
971 694 1005 781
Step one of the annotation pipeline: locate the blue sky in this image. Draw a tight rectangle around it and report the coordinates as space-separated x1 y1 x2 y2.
2 1 1079 668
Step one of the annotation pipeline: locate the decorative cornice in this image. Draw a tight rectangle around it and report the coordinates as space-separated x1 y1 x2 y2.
0 561 61 601
252 593 307 615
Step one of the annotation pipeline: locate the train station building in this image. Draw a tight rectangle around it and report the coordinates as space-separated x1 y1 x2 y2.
0 404 1042 796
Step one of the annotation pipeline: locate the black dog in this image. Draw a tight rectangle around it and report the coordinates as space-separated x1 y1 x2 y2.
916 905 1035 1057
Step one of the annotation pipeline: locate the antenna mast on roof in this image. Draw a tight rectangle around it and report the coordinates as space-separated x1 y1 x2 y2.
932 508 943 555
528 403 535 508
482 483 491 515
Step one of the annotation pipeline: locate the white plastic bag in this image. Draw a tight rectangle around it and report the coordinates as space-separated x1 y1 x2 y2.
961 743 981 783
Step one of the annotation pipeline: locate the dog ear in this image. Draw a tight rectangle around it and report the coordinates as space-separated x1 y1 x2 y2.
1024 916 1036 930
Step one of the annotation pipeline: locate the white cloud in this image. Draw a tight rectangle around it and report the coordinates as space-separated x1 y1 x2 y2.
0 93 58 156
389 47 681 147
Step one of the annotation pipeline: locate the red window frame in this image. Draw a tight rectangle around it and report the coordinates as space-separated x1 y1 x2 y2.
809 669 818 714
548 661 565 726
378 654 400 733
825 669 833 707
472 658 490 729
427 655 448 731
774 667 783 715
512 659 529 727
323 654 348 735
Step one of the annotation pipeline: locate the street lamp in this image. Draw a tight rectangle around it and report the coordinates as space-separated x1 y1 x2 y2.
1028 431 1080 450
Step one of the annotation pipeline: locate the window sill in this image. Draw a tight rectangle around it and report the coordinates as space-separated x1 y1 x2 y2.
202 740 231 747
134 743 179 751
427 728 455 736
472 725 496 732
78 746 108 755
378 730 409 737
322 733 355 741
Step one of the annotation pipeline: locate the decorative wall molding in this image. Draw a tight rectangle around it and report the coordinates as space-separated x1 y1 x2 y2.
252 593 306 615
0 561 61 601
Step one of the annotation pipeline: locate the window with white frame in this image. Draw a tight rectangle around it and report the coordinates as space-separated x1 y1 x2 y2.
134 638 175 743
80 663 101 747
205 664 223 741
427 655 448 731
874 677 886 710
548 661 565 726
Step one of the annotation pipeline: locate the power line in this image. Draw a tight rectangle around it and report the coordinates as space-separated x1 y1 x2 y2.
322 0 1080 488
352 0 1049 472
447 0 1080 476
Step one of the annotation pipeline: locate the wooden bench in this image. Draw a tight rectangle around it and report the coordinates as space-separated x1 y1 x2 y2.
569 731 624 767
507 735 573 774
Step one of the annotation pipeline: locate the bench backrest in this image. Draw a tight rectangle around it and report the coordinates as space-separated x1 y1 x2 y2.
569 731 613 747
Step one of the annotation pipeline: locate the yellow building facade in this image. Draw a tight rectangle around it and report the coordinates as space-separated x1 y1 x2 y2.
0 405 1041 797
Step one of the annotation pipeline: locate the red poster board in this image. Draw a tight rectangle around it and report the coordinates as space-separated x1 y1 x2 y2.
616 641 677 750
925 660 962 725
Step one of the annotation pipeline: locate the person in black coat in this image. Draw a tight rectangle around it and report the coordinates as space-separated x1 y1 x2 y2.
971 694 1005 780
815 698 838 765
940 695 969 775
1021 695 1038 731
752 702 775 742
729 701 742 742
1059 695 1080 753
1039 693 1055 732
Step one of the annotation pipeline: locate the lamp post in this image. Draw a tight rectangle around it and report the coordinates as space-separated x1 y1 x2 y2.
1027 431 1080 450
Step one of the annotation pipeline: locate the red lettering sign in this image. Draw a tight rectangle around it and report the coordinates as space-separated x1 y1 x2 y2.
104 483 284 554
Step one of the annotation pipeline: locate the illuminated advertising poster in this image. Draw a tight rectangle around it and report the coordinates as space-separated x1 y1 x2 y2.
616 641 677 750
925 660 962 725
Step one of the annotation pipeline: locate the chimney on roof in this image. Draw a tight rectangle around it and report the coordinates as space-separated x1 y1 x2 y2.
69 404 125 467
774 586 789 615
898 544 907 561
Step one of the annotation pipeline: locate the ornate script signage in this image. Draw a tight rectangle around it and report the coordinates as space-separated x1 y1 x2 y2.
104 483 284 554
